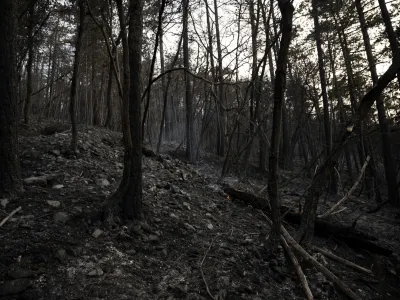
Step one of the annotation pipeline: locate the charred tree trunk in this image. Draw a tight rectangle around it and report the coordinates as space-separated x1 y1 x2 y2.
268 0 294 250
69 0 86 152
105 51 114 128
312 0 337 194
23 3 35 126
0 0 21 197
183 0 195 163
123 0 144 219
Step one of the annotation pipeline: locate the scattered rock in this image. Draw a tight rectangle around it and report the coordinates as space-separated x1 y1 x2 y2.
154 218 162 223
207 223 214 230
52 184 64 189
47 200 61 208
182 202 191 210
148 234 159 242
221 276 230 286
1 198 9 208
51 149 61 156
53 212 69 224
96 178 110 187
9 268 35 279
92 228 104 238
0 279 32 296
88 268 104 277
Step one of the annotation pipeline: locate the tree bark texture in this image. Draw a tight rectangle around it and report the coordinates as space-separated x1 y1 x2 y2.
0 0 21 197
23 3 35 125
183 0 195 163
123 0 144 219
69 0 85 151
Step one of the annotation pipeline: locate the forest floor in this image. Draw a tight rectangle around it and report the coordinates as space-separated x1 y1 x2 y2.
1 122 400 300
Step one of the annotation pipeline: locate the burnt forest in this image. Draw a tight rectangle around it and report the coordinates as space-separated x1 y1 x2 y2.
0 0 400 299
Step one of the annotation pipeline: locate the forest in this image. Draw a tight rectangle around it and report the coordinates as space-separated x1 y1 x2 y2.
0 0 400 299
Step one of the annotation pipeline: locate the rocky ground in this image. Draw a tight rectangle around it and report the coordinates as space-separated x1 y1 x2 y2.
0 122 399 300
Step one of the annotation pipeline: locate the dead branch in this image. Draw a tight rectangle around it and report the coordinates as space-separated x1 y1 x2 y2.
0 206 22 228
312 246 372 275
281 234 314 300
200 236 217 300
258 210 362 300
319 156 370 218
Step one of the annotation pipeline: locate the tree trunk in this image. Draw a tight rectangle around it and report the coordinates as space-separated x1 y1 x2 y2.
327 39 353 182
355 0 399 206
268 0 294 250
312 0 337 194
23 3 35 125
69 0 85 151
183 0 195 163
142 0 166 142
123 0 144 219
0 0 21 197
105 53 114 128
213 0 225 157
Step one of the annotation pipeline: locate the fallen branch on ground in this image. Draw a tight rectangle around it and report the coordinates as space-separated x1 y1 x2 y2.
312 246 372 275
319 156 370 218
0 206 22 228
258 210 362 300
280 232 314 300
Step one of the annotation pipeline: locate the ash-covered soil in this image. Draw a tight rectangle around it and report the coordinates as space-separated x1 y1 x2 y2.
0 122 399 300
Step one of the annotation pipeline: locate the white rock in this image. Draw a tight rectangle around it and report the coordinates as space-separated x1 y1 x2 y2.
47 200 61 208
52 184 64 189
96 178 110 187
207 223 214 230
88 268 103 277
92 229 104 238
1 199 9 208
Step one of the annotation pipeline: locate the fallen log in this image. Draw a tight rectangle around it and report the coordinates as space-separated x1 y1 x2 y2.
224 186 392 256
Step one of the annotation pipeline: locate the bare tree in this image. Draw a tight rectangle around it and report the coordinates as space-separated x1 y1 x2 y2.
268 0 294 250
